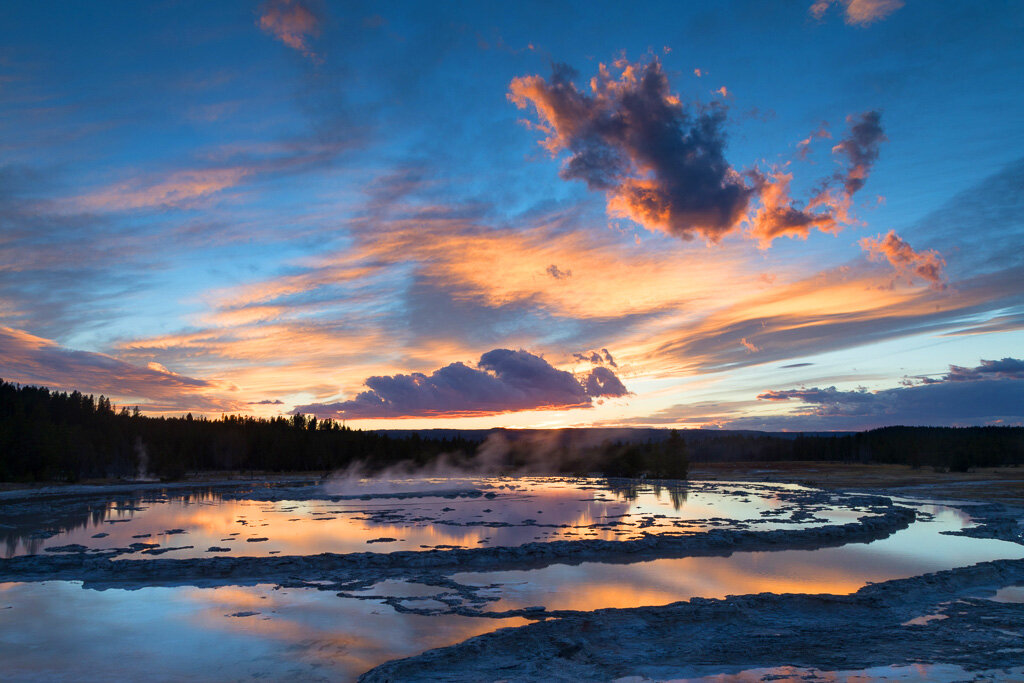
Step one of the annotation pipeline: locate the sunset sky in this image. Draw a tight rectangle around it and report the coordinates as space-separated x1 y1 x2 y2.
1 0 1022 430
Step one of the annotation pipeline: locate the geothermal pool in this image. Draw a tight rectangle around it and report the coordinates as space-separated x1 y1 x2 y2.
1 477 1022 681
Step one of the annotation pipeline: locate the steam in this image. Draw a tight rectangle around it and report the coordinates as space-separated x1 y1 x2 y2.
321 428 644 496
133 437 157 481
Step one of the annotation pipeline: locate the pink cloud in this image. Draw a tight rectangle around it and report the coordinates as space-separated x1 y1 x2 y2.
0 326 242 412
810 0 904 26
258 0 322 59
860 230 947 289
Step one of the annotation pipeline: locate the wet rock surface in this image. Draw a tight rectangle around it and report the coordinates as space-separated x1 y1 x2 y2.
359 558 1024 682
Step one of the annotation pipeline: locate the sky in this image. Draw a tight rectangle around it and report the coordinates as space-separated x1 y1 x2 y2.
1 0 1022 431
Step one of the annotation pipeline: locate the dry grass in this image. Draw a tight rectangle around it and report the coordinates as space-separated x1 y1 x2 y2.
691 461 1024 504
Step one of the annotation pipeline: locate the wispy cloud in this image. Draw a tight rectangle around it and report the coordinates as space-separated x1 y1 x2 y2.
810 0 904 26
0 326 241 412
258 0 323 59
77 167 251 211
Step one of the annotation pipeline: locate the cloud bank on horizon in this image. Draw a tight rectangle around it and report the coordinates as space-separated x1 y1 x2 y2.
294 348 629 419
0 1 1020 430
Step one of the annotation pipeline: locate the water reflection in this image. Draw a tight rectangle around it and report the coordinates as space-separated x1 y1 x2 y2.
0 581 528 682
451 506 1024 613
1 479 843 559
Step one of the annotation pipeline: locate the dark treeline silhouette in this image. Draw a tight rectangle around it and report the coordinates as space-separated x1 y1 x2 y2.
1 380 1021 482
681 426 1024 471
0 380 478 481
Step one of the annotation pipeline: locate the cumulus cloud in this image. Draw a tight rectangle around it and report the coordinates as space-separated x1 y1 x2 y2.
510 58 886 248
810 0 904 26
509 58 754 242
258 0 322 59
294 348 629 419
860 230 947 288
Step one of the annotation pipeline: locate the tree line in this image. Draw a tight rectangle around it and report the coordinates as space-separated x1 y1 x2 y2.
1 379 1021 482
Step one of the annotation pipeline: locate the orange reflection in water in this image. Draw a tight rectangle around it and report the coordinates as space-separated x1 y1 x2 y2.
182 584 530 678
456 508 1024 612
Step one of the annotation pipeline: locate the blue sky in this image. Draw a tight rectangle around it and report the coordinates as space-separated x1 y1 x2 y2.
1 0 1022 429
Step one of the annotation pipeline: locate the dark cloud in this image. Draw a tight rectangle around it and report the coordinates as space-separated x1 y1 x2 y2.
757 386 882 415
830 110 886 197
546 264 572 279
248 399 285 405
294 348 629 419
584 365 629 398
746 357 1024 428
926 357 1024 383
780 362 814 368
509 58 754 242
511 59 887 248
573 348 618 368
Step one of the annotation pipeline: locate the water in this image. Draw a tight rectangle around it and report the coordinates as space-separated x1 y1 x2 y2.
1 477 1020 680
0 581 528 681
449 504 1024 612
2 478 870 559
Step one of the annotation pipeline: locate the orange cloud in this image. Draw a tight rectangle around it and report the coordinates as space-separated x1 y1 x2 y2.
511 58 886 250
810 0 904 26
860 230 947 289
509 58 754 242
0 326 242 412
78 167 250 211
258 0 322 59
748 170 839 247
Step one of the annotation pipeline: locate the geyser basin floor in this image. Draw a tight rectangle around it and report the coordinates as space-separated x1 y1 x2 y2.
2 477 1023 681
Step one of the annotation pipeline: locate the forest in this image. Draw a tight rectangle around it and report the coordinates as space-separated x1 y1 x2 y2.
0 379 1021 482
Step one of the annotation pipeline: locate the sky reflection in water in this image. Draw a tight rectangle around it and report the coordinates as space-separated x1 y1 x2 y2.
3 478 857 559
1 480 1022 681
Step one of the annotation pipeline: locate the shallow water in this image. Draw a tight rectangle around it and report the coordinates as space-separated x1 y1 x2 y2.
0 580 529 682
1 478 869 559
435 504 1024 612
1 478 1020 681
